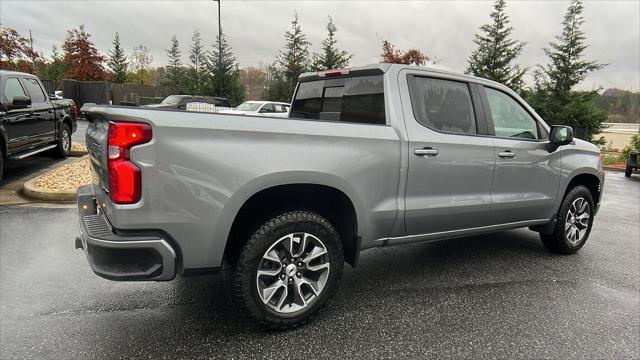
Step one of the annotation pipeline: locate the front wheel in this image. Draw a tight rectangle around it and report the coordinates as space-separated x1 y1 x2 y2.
540 185 595 254
56 123 71 158
224 211 344 329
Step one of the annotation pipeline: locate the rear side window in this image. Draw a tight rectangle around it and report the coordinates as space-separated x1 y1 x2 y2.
291 75 386 125
261 103 275 113
3 77 27 103
410 77 477 135
21 78 46 103
485 87 539 140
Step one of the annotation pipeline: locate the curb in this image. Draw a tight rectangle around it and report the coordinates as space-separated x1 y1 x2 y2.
71 150 88 157
22 156 87 202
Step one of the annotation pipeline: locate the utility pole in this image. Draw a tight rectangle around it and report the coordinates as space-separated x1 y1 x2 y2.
214 0 222 97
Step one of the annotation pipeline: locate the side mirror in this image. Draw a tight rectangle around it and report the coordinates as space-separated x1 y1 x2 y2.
548 125 573 152
9 95 31 109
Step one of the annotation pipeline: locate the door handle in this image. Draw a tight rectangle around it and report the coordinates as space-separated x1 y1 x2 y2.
498 150 516 158
414 148 439 157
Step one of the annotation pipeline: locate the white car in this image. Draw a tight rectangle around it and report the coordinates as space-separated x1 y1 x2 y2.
219 101 290 118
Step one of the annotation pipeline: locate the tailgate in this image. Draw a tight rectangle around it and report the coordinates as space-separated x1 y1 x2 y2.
83 106 110 191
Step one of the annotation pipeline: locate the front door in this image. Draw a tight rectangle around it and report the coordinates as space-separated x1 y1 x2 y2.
403 74 496 235
481 86 561 224
2 77 37 152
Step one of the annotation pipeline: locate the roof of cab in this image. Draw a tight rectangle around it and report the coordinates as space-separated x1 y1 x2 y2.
298 63 506 89
0 70 37 77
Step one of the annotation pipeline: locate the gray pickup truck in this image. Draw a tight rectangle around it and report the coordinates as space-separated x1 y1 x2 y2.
77 64 604 329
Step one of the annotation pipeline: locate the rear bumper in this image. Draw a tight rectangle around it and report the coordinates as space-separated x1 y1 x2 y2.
76 185 176 281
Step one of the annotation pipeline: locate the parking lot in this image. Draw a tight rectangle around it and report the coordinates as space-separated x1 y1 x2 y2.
0 170 638 359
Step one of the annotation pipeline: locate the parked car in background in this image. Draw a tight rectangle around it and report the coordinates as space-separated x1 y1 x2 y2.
0 70 78 180
219 101 290 117
146 95 231 110
77 64 604 329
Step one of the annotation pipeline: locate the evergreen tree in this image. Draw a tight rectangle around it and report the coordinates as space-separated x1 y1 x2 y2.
188 30 206 95
535 0 605 95
526 0 607 141
205 32 245 105
164 35 184 92
266 13 311 102
107 32 128 83
312 17 352 71
35 46 67 88
466 0 526 91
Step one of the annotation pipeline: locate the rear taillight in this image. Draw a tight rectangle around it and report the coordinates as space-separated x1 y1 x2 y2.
72 105 78 117
107 121 152 204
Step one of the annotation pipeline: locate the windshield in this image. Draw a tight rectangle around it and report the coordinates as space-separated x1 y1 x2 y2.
235 102 263 111
162 95 182 105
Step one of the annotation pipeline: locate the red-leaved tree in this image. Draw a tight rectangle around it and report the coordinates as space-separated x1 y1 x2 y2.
0 27 41 73
380 40 429 66
62 25 107 80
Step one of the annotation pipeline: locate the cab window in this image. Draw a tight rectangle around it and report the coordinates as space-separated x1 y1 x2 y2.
21 77 46 103
485 87 539 140
290 75 386 125
3 77 28 103
409 77 477 135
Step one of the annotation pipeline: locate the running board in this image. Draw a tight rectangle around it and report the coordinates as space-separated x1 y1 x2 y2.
8 144 57 160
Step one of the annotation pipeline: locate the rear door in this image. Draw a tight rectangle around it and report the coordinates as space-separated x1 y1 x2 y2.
20 76 56 144
481 85 560 224
401 73 496 235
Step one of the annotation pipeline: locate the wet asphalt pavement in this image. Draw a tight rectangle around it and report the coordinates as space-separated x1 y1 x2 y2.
0 171 638 359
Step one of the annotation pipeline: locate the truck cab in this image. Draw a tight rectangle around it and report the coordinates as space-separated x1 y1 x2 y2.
77 64 604 329
0 70 77 179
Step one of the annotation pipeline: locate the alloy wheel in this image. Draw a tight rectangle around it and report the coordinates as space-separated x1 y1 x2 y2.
62 130 70 152
256 232 330 314
565 197 590 245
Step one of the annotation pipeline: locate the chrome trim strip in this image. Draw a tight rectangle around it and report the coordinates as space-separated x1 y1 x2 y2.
11 144 57 160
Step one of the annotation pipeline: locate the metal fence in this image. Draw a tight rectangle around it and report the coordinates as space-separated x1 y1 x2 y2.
61 80 110 108
111 83 177 106
60 80 178 108
40 79 56 96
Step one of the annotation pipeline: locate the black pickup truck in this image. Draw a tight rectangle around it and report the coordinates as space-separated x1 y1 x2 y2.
0 70 77 180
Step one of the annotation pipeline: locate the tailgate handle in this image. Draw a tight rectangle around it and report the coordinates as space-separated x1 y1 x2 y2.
414 148 439 157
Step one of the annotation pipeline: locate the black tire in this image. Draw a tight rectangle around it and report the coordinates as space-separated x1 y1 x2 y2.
540 185 595 254
56 123 71 158
224 211 344 330
625 166 632 178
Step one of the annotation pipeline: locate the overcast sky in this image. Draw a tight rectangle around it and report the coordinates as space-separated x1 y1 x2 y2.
1 0 639 90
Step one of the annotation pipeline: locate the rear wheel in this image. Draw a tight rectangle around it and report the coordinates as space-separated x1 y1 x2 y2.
540 185 594 254
224 211 344 329
56 123 71 158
